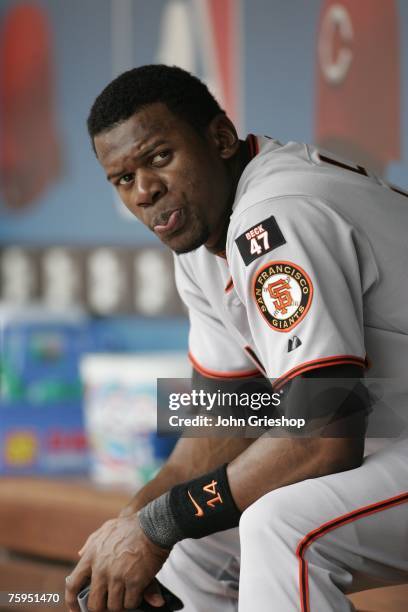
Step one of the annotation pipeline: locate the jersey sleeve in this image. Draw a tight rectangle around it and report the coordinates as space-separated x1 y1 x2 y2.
228 196 377 387
173 254 261 379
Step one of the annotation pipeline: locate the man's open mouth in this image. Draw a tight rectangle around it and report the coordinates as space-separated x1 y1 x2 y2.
153 208 185 236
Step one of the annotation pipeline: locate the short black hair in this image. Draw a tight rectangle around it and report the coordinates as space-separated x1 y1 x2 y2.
87 64 225 146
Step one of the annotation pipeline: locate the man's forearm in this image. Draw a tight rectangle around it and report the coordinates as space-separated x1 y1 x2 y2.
119 462 187 517
120 436 254 516
227 435 364 511
137 367 368 545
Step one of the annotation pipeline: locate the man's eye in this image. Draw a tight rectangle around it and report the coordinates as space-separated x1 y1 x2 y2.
118 174 134 186
151 150 171 166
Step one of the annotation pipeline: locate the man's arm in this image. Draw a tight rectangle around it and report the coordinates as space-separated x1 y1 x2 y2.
119 435 255 516
227 435 363 511
138 363 368 542
66 366 366 612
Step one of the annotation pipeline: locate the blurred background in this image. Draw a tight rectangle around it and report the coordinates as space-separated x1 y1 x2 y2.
0 1 407 608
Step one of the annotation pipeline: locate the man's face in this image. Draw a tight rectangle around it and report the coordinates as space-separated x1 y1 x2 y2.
94 103 233 254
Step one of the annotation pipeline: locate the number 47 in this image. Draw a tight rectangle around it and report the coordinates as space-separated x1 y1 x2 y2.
250 231 269 255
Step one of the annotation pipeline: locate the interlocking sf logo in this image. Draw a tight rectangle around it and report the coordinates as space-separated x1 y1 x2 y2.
267 278 294 315
315 0 400 177
0 4 62 210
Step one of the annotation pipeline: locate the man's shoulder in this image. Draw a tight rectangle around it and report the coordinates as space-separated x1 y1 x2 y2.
227 136 377 248
231 138 322 222
233 136 383 218
235 137 312 201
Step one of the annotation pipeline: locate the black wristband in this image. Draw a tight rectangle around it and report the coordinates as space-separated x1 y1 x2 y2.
168 463 241 540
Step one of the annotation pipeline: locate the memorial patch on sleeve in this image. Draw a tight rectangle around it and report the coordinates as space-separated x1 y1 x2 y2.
235 216 286 265
253 261 313 332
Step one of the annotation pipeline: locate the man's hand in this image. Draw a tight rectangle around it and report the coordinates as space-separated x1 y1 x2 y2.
65 514 170 612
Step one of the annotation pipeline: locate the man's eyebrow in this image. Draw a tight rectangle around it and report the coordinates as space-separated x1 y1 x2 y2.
106 139 168 181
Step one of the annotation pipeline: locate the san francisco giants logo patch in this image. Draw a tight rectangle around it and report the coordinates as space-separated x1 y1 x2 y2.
253 261 313 332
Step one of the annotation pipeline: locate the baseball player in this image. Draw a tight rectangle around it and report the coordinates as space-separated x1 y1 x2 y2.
65 65 408 612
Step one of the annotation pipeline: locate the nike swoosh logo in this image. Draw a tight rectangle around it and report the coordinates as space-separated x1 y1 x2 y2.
187 490 204 517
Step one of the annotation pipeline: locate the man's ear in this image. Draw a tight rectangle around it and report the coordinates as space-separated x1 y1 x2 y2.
207 114 240 160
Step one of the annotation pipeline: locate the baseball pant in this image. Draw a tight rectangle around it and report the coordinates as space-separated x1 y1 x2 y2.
158 438 408 611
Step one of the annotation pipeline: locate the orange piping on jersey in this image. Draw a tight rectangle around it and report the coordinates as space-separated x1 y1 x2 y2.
224 277 234 293
189 352 260 380
244 346 266 376
296 491 408 612
273 355 366 390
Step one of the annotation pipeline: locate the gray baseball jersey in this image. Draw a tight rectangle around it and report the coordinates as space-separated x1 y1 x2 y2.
175 136 407 397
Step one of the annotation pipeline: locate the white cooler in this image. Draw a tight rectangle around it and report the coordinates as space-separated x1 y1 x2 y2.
80 352 190 490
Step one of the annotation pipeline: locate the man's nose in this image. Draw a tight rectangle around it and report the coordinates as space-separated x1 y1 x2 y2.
132 171 166 207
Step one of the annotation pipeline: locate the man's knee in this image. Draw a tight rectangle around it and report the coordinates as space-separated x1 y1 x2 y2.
239 480 357 573
239 481 318 552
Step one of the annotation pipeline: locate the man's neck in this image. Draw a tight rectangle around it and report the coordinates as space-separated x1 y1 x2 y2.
205 139 252 256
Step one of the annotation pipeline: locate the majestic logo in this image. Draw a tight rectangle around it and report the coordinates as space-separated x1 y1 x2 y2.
288 336 302 352
253 261 313 332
